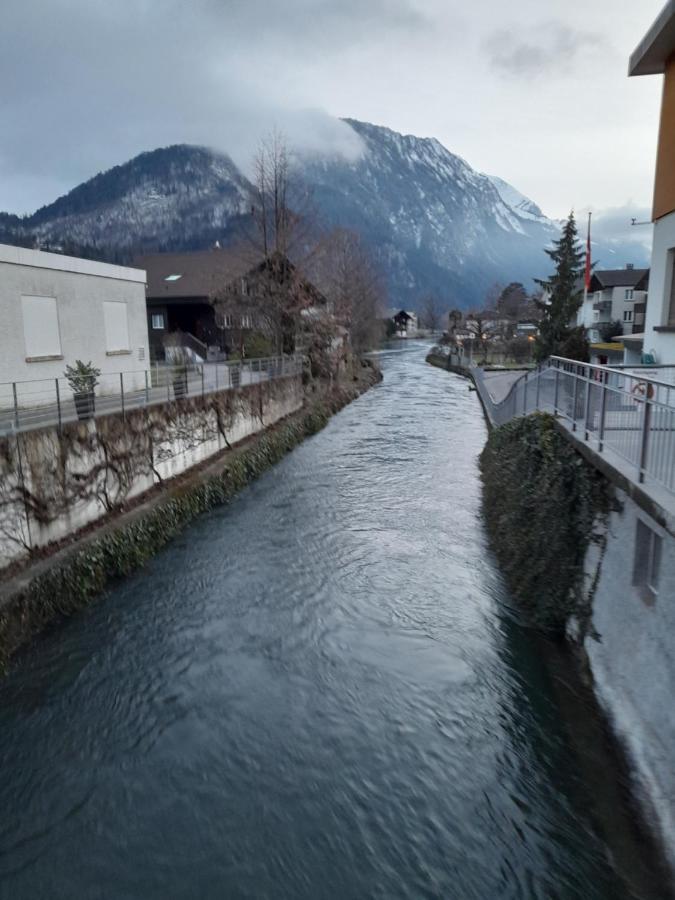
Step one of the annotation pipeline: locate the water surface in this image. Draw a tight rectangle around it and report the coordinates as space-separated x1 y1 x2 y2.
0 344 667 898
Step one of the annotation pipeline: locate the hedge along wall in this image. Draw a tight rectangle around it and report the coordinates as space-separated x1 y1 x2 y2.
0 376 303 572
0 369 380 670
479 412 615 639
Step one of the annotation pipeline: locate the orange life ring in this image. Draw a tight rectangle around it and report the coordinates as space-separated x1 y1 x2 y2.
631 381 655 400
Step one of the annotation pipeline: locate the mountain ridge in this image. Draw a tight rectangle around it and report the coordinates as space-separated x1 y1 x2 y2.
0 119 647 308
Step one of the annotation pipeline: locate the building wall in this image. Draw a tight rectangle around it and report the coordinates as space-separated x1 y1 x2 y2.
653 55 675 222
643 211 675 363
0 245 149 394
584 491 675 864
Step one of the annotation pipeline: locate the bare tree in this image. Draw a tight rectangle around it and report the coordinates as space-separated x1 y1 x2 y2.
420 294 442 332
309 228 385 354
248 128 317 263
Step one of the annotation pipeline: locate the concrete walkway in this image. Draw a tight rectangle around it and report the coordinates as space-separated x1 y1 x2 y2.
477 369 527 404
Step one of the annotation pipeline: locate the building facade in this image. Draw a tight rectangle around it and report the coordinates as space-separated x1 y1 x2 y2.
577 267 649 344
630 1 675 364
0 243 149 390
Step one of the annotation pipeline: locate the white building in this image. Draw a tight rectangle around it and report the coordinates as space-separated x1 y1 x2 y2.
0 244 149 396
577 267 649 345
629 1 675 365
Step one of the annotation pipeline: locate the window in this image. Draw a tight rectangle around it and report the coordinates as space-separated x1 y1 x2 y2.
623 310 633 322
240 277 249 295
625 289 634 300
164 273 182 282
668 249 675 327
633 519 662 601
151 313 165 330
103 301 129 352
241 315 252 329
22 295 62 359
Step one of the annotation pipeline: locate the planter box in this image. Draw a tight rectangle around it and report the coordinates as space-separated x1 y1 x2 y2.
73 391 96 421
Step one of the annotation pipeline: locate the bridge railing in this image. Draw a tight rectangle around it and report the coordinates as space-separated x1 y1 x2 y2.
0 355 302 436
478 357 675 497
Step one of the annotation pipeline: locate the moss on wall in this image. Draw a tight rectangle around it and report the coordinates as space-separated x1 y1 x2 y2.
479 412 614 638
0 366 380 671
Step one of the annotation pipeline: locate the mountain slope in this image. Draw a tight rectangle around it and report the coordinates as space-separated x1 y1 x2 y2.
1 120 640 308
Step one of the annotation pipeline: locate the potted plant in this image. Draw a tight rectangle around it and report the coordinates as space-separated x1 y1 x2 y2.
64 360 101 421
163 334 190 399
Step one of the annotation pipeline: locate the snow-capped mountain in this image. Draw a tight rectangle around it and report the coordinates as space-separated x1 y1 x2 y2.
0 119 611 307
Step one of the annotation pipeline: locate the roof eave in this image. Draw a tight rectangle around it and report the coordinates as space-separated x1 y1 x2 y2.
629 0 675 76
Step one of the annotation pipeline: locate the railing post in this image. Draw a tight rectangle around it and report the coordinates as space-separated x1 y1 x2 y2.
535 365 541 410
572 374 579 431
638 398 652 484
55 379 62 431
598 377 607 452
522 373 528 415
553 366 560 415
120 372 125 419
145 370 150 406
12 382 19 430
583 370 592 441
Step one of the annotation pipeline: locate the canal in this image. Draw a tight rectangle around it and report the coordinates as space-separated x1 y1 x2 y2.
0 344 669 898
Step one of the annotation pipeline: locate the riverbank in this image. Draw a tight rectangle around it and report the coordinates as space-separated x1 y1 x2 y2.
0 362 381 670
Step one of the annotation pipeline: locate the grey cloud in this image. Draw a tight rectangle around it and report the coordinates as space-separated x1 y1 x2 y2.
587 204 653 254
485 21 601 78
0 0 427 213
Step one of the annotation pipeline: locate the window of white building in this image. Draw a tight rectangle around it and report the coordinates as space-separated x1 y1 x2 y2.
668 249 675 327
623 310 633 322
103 301 130 352
633 519 662 601
625 289 634 300
21 295 62 360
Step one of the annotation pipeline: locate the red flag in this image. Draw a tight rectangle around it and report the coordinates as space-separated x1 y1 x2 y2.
584 212 592 292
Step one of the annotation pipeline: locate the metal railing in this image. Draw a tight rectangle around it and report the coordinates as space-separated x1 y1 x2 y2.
477 357 675 497
0 355 301 435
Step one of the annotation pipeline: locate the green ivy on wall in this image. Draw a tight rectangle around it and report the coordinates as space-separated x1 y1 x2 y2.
479 413 614 638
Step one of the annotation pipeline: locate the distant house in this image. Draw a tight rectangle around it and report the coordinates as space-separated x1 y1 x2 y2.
629 1 675 365
577 266 649 345
391 310 418 337
0 242 149 391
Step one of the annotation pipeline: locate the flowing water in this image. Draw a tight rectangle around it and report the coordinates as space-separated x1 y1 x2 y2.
0 344 669 899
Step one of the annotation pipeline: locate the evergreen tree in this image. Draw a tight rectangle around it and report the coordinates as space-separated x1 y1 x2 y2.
534 212 588 362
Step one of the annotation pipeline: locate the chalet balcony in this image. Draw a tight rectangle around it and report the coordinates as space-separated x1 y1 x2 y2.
593 300 612 312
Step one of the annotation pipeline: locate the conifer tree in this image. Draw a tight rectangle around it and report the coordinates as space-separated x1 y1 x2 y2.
534 212 589 362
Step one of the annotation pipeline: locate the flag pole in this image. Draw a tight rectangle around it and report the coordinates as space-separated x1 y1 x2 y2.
584 211 592 311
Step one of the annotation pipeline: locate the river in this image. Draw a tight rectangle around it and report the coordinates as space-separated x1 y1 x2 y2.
0 343 669 899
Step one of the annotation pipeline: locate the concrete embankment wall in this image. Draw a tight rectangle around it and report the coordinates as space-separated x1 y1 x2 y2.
0 376 304 572
428 352 675 866
584 490 675 856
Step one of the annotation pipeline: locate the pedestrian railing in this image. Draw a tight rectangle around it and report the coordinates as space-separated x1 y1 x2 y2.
476 357 675 497
0 355 302 435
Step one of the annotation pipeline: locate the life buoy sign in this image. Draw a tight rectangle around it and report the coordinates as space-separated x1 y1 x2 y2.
631 380 655 400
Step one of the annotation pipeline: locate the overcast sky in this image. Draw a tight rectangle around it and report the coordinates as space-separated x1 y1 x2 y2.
0 0 665 236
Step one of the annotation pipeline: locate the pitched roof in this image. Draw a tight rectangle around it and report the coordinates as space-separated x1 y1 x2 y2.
134 246 257 299
589 268 649 290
